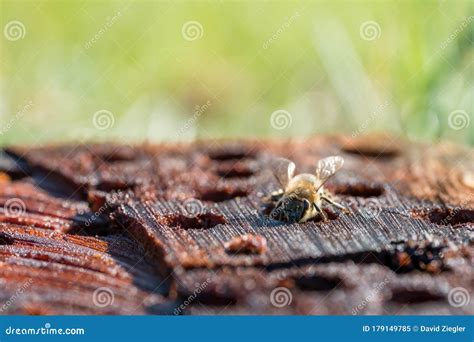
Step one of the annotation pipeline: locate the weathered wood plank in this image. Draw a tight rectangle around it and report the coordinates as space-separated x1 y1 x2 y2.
2 135 473 315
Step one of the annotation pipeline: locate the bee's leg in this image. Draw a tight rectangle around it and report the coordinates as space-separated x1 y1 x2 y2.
321 195 350 213
313 203 328 222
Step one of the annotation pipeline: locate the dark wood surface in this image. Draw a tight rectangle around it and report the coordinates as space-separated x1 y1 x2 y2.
1 135 472 315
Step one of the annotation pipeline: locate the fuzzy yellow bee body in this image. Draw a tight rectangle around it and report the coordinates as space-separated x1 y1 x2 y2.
284 174 324 222
269 156 349 223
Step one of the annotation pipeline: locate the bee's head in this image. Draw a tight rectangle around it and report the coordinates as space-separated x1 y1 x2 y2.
269 194 311 223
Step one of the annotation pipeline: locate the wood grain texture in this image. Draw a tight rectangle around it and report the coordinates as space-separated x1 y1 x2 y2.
3 134 473 315
0 173 171 315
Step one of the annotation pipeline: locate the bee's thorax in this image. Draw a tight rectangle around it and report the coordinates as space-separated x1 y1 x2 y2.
285 173 321 202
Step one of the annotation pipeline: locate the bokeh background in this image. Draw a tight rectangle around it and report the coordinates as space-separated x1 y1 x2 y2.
1 0 473 145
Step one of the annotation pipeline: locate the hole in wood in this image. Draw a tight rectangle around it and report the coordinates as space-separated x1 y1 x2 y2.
385 239 446 274
95 180 136 192
208 146 256 161
342 146 399 159
294 274 344 291
198 188 249 202
101 154 134 163
187 280 239 306
389 288 445 304
158 213 227 230
215 163 255 179
340 136 400 159
95 149 138 163
34 170 87 201
194 290 238 306
331 183 384 197
412 208 474 227
0 232 14 245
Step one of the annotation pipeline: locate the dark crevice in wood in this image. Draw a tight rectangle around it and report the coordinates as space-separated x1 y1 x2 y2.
95 180 136 192
97 152 136 163
0 232 15 245
185 282 239 306
294 274 344 292
265 239 446 274
157 213 227 230
34 173 87 201
216 167 255 179
341 146 399 159
207 148 256 161
412 208 474 227
388 288 445 304
198 188 249 202
4 150 87 201
331 183 384 197
68 213 116 236
0 150 32 180
194 294 238 307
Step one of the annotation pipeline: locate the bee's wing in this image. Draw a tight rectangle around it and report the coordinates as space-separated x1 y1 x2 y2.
315 156 344 189
270 157 295 188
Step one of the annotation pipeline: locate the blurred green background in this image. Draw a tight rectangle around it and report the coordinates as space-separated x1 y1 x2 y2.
1 0 473 145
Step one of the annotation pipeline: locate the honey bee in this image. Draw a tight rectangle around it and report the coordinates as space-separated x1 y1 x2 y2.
268 156 349 223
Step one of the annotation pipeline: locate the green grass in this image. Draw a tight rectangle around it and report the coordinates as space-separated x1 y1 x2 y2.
1 0 473 145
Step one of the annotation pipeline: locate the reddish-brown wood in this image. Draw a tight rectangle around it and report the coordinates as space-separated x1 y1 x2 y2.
1 135 472 315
